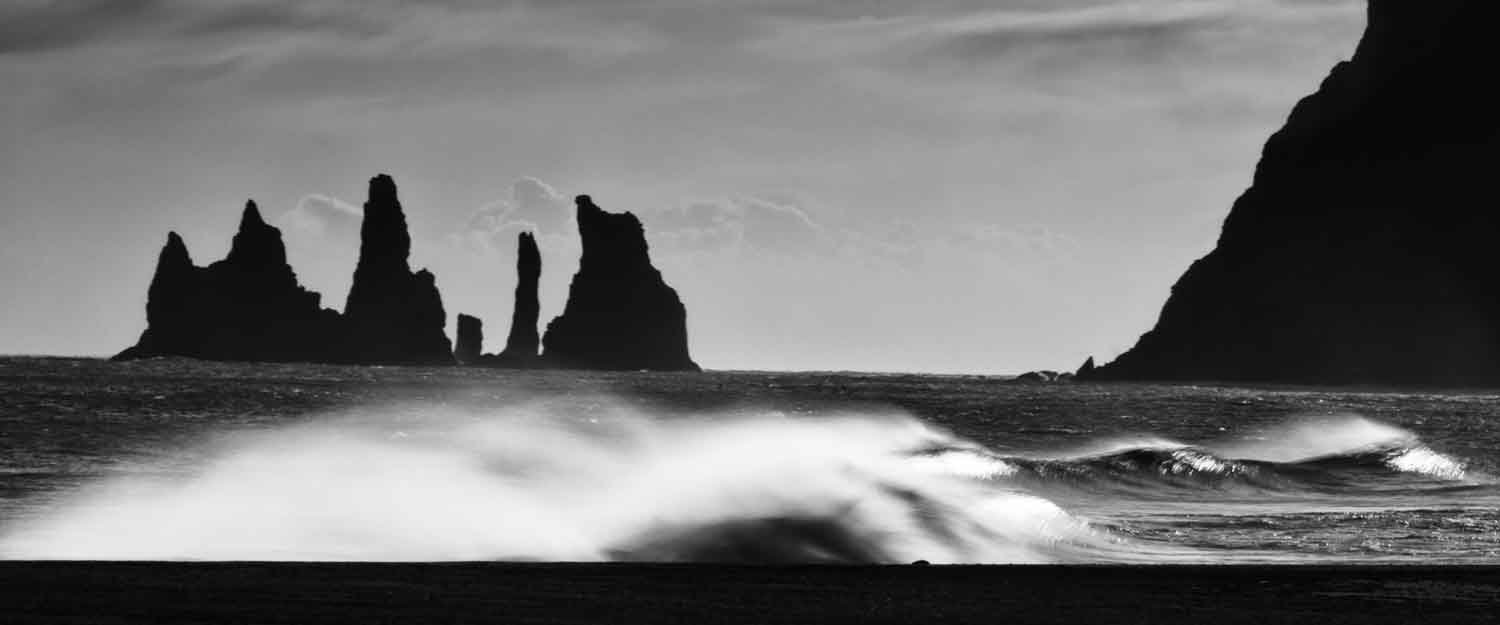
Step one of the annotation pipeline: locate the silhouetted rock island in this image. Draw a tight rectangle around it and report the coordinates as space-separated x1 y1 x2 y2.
542 196 699 371
1013 370 1073 384
339 175 452 365
1088 0 1500 386
113 202 342 363
454 314 483 365
116 177 452 365
117 179 699 371
495 231 543 366
458 231 544 368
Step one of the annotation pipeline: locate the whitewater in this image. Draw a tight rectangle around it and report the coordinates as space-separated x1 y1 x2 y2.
3 390 1494 564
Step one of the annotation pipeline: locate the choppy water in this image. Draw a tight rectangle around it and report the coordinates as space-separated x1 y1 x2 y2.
1 357 1498 563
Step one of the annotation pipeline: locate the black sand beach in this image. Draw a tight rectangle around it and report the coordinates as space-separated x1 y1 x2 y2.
4 563 1498 624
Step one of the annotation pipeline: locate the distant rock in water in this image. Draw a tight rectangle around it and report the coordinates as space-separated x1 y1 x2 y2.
1076 357 1097 379
114 202 341 362
1013 370 1070 384
454 314 483 364
118 176 455 366
339 175 453 365
1095 0 1500 386
495 232 542 365
542 195 699 371
117 179 707 372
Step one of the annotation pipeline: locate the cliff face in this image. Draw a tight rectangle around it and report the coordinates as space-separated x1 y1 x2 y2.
339 175 453 364
1094 0 1500 385
114 203 340 362
542 196 699 371
497 232 542 363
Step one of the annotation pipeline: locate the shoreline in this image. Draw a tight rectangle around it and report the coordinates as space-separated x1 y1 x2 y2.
5 562 1499 624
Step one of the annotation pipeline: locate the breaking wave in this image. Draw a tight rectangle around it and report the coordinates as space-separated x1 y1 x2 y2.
0 407 1473 564
935 415 1475 495
0 404 1129 563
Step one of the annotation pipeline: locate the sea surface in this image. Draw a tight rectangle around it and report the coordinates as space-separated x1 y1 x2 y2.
1 356 1498 564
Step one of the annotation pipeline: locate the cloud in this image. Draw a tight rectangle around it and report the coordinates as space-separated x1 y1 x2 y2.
467 177 573 238
278 193 361 241
897 0 1362 71
0 0 391 56
454 178 830 261
647 197 827 255
833 217 1083 277
172 2 390 41
0 0 166 55
919 3 1228 64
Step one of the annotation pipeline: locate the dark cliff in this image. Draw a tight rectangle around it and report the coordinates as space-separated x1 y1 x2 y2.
1092 0 1500 386
339 174 453 365
496 232 542 364
114 202 340 362
542 196 699 371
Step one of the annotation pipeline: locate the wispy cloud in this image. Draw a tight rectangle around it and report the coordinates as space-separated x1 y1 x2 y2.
0 0 165 55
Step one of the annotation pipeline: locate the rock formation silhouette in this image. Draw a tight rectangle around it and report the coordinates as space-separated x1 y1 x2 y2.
1075 357 1096 379
542 195 699 371
113 202 341 362
1013 370 1071 384
118 176 456 366
1091 0 1500 385
454 314 483 364
495 232 542 365
117 180 703 371
339 175 453 365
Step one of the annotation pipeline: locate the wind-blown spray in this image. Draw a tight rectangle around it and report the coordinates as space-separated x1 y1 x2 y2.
0 402 1115 563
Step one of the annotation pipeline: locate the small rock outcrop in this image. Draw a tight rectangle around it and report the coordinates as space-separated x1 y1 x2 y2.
542 195 699 371
454 314 484 364
1076 357 1096 379
1095 0 1500 386
1013 370 1071 384
339 175 453 365
113 202 341 362
495 232 542 365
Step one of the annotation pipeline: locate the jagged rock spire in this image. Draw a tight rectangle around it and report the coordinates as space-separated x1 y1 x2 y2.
338 174 453 365
498 231 542 362
542 195 698 371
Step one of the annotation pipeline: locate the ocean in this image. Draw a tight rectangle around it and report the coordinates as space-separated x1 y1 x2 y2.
1 356 1497 564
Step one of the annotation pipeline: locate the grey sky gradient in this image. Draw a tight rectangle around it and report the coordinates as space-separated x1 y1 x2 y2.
0 0 1365 373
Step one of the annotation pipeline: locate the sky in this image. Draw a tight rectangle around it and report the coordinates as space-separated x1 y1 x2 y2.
0 0 1366 374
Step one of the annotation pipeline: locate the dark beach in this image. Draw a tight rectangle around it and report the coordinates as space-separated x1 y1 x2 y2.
4 562 1499 624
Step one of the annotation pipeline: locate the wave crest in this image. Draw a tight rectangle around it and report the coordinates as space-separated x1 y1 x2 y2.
972 415 1473 494
0 404 1121 563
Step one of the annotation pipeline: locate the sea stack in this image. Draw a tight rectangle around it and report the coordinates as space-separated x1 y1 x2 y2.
1092 0 1500 385
113 202 340 362
496 232 542 365
454 314 483 364
542 195 699 371
340 174 453 365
